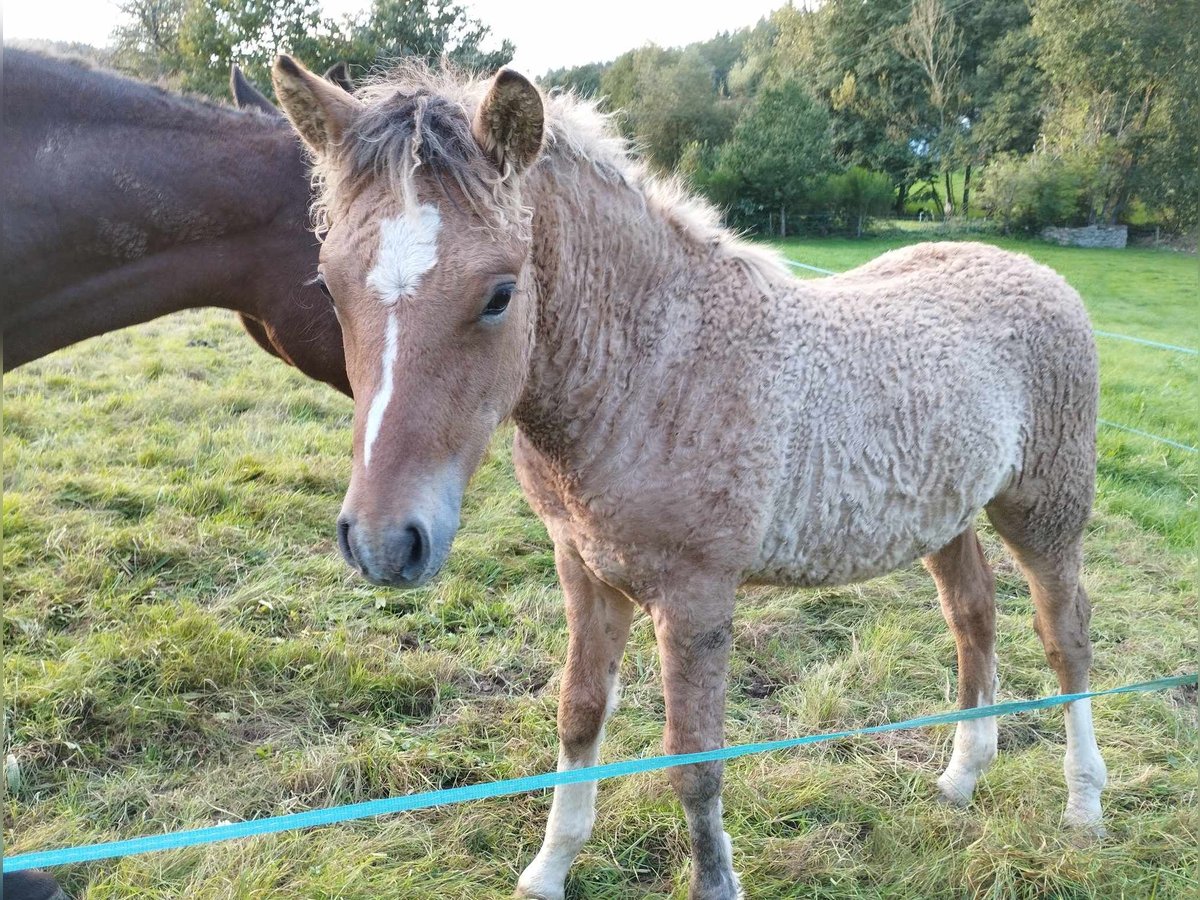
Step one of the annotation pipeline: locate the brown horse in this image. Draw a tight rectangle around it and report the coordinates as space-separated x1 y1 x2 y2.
271 57 1107 899
1 49 348 395
0 52 352 900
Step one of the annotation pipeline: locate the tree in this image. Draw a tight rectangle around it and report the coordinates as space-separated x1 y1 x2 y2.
893 0 962 118
822 167 896 237
112 0 188 80
110 0 514 99
633 48 737 171
599 45 676 135
712 78 836 235
177 0 332 97
341 0 513 75
1032 0 1197 228
977 152 1084 234
540 62 605 97
892 0 966 213
811 0 1046 215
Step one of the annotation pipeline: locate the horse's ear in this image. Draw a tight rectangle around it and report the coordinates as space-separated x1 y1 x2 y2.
272 55 359 156
323 61 354 94
472 68 544 177
230 65 282 118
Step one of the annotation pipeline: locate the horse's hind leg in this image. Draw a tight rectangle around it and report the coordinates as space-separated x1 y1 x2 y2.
986 495 1106 828
924 528 999 806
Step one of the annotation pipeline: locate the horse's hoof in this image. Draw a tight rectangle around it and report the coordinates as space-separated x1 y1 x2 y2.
936 773 974 808
1064 798 1104 829
2 870 70 900
514 873 564 900
1065 822 1107 846
1064 808 1106 840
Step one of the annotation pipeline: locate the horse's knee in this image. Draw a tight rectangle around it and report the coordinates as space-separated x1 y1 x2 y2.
558 677 614 757
668 759 724 808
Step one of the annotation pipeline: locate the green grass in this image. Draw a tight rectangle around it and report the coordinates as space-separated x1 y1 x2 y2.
4 235 1196 898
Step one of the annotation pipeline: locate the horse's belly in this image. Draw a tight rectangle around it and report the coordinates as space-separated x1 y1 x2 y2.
750 433 1019 587
750 506 978 587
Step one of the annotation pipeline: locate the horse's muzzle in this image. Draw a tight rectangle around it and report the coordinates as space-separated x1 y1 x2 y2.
337 514 447 588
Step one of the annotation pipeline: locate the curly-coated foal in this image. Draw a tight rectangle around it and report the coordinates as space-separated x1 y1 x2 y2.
272 58 1106 899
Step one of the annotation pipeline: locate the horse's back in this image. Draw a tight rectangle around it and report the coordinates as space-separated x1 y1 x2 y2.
750 241 1096 586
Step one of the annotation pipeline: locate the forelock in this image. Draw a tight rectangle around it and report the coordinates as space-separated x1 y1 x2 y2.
311 62 528 237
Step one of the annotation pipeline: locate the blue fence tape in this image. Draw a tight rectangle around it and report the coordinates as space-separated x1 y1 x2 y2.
1098 419 1198 453
1093 330 1198 356
785 259 838 276
5 673 1194 873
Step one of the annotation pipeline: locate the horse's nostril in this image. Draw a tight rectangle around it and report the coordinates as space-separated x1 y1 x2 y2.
337 516 356 568
401 523 429 577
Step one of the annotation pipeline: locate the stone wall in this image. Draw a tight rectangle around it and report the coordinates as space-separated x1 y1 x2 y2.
1040 224 1128 248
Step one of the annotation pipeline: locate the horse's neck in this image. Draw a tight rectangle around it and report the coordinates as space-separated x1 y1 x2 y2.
514 160 725 460
3 82 310 367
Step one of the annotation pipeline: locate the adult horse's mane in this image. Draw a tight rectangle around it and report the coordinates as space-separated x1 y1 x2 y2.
10 45 277 129
313 61 789 286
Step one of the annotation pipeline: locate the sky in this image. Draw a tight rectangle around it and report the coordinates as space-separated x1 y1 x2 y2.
4 0 788 77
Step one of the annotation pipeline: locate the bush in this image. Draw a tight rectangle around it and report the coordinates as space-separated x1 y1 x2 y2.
819 167 895 237
978 153 1086 233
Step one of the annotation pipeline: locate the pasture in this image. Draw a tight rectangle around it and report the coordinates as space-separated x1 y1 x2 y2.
4 234 1196 898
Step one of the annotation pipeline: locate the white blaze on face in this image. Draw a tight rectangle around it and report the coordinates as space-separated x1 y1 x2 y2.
363 312 400 471
361 204 441 469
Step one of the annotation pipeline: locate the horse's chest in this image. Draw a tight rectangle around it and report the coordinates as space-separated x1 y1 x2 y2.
512 429 761 594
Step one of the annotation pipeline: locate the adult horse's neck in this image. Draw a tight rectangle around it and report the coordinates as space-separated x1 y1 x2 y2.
514 154 764 464
1 51 339 388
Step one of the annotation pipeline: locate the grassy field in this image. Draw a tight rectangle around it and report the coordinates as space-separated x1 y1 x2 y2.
4 233 1196 898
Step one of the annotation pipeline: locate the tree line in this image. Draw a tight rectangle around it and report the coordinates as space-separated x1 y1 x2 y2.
102 0 1196 238
109 0 512 98
544 0 1196 237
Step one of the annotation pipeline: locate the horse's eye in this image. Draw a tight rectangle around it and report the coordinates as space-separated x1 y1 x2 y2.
314 272 334 304
482 282 514 318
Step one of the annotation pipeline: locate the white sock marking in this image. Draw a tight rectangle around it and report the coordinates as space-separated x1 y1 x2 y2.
1063 698 1106 827
938 689 998 806
366 204 441 304
363 311 399 470
360 204 441 469
518 681 619 899
516 748 600 899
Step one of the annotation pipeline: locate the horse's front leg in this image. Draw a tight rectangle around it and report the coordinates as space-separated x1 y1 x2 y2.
653 589 742 900
516 544 636 900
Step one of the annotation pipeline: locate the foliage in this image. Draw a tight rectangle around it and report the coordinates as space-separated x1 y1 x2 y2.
111 0 189 79
4 236 1196 897
698 79 837 235
1032 0 1198 227
177 0 332 96
109 0 1198 235
112 0 513 98
540 62 604 97
976 152 1086 234
819 167 896 237
339 0 514 75
594 45 738 172
627 48 737 171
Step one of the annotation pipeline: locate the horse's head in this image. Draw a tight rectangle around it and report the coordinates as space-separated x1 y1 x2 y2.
272 56 545 587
